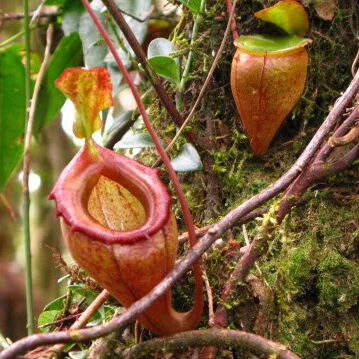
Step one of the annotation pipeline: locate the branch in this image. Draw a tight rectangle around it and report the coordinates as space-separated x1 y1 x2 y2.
122 329 301 359
225 0 238 40
178 207 267 243
0 10 58 21
329 123 359 146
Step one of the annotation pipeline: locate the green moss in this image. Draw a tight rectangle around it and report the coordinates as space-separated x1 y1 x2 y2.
318 250 359 312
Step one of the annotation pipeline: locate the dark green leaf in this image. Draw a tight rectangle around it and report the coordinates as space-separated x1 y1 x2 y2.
33 32 83 135
148 38 180 84
171 143 203 172
0 49 26 192
177 0 202 13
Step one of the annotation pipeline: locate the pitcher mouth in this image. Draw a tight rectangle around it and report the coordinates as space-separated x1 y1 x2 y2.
234 34 311 56
49 143 172 244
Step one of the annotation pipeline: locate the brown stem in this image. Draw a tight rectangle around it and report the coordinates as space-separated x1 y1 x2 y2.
0 11 59 21
101 0 211 149
123 328 301 359
316 106 359 161
178 207 267 243
329 124 359 146
225 0 239 40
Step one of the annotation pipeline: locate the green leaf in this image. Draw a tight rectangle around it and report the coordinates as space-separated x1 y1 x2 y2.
43 295 66 311
171 143 203 172
44 0 67 5
67 284 97 302
115 133 156 149
234 34 311 53
148 38 180 84
33 32 83 135
177 0 202 13
38 310 60 332
254 0 309 37
0 49 26 192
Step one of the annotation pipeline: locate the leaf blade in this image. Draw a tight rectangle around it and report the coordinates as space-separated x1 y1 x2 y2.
0 49 26 192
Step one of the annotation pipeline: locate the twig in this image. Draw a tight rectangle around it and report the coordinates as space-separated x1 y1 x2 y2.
225 0 238 40
0 194 18 221
351 47 359 77
1 69 358 359
316 106 359 161
178 0 206 93
0 10 58 21
203 268 215 327
178 207 267 243
329 123 359 146
101 0 211 150
154 0 238 165
122 328 301 359
37 313 81 329
0 26 36 48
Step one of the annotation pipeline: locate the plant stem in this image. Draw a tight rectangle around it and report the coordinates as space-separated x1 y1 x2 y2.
179 0 206 92
22 0 34 336
176 0 206 112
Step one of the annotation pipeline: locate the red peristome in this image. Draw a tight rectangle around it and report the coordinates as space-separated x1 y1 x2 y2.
49 142 172 244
